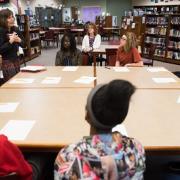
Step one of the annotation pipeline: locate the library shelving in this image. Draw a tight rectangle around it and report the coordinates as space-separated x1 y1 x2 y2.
142 13 180 65
16 15 41 63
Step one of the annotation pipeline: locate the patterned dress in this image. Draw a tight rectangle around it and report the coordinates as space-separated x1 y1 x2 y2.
54 132 145 180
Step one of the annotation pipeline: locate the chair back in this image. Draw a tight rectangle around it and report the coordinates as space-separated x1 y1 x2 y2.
105 48 118 66
149 43 156 59
0 173 18 180
44 30 55 40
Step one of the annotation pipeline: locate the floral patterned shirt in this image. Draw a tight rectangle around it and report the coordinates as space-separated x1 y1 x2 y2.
54 132 145 180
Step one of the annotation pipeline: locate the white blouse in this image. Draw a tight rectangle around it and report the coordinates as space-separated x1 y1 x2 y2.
82 34 101 51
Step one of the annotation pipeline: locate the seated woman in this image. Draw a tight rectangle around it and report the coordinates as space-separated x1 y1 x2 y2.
115 32 143 67
54 80 145 180
0 134 32 179
55 33 82 66
82 22 101 65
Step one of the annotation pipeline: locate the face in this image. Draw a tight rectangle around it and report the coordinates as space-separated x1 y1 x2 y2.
63 36 70 49
88 26 95 35
7 15 15 28
120 35 127 47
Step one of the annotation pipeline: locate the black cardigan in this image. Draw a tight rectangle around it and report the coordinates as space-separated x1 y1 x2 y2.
0 26 24 61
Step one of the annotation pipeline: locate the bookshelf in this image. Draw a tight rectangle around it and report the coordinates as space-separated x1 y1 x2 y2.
166 15 180 62
142 13 180 65
16 15 41 63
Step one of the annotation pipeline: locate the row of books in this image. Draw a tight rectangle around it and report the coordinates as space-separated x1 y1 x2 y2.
168 41 180 50
171 17 180 25
169 29 180 38
145 27 167 36
145 36 166 46
146 17 168 25
30 33 40 41
143 47 165 58
167 51 180 60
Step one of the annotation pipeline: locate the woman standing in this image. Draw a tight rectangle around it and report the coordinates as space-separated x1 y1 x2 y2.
0 9 24 82
55 33 82 66
82 23 101 65
115 32 143 67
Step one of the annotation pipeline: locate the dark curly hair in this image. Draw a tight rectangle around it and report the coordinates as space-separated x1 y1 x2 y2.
61 33 77 55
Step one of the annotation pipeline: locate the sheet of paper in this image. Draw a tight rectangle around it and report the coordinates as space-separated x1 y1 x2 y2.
147 67 168 72
0 70 3 78
9 78 34 84
20 65 46 72
112 124 128 136
62 66 79 72
113 67 130 72
152 78 177 83
177 96 180 104
0 103 19 113
0 120 35 140
74 76 96 84
41 77 61 84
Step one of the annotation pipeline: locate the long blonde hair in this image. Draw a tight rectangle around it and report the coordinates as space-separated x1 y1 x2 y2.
123 32 137 52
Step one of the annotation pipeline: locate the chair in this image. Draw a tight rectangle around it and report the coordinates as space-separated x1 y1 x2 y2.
0 173 18 180
105 48 118 66
43 30 59 48
142 43 156 66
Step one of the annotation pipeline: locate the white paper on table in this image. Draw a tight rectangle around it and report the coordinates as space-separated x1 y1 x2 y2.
74 76 96 84
20 65 46 72
0 120 35 140
147 67 168 73
9 78 34 84
152 77 177 83
177 96 180 104
0 70 3 78
41 77 61 84
62 66 79 72
113 67 130 72
112 124 128 136
0 103 19 113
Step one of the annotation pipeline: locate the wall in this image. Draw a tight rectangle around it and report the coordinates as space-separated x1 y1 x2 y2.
65 0 106 20
106 0 132 25
132 0 180 6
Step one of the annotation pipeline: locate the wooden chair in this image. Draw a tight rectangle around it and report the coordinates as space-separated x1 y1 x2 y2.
105 48 118 66
0 173 18 180
43 30 59 48
142 43 156 66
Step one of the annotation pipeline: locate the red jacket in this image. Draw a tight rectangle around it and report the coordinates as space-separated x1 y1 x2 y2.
0 135 33 180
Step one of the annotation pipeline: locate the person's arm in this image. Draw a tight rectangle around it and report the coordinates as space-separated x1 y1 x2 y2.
15 28 25 47
115 48 121 67
55 51 62 66
125 48 143 67
0 29 14 54
93 34 101 49
82 35 89 52
0 135 32 179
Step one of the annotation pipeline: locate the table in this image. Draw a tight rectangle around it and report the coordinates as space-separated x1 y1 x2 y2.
1 67 95 89
96 67 180 89
0 88 90 151
125 89 180 152
0 88 179 152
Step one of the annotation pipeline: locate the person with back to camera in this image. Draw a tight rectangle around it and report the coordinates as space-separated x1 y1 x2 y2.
0 9 24 82
82 22 101 65
115 32 143 67
54 79 145 180
55 33 82 66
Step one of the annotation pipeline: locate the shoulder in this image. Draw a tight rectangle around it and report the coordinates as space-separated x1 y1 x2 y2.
131 47 139 53
95 34 101 38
